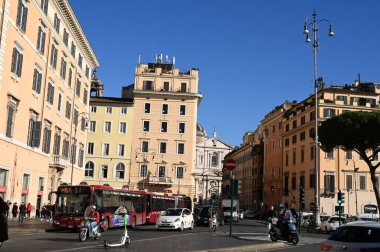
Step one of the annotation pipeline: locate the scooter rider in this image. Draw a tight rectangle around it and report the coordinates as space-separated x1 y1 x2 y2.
89 205 100 235
278 209 290 236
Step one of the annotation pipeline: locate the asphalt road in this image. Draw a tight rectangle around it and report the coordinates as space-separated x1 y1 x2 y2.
2 219 327 252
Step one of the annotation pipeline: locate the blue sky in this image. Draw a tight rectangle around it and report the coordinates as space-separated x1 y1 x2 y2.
70 0 380 146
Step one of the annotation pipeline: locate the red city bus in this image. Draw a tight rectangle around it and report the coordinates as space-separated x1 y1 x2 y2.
51 184 147 230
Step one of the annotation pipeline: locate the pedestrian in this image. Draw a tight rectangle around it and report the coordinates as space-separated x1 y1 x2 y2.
41 204 46 221
6 200 11 218
26 203 32 218
36 207 40 219
18 202 26 223
12 202 18 220
0 196 9 247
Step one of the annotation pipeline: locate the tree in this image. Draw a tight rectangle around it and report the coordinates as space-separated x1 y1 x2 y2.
319 111 380 212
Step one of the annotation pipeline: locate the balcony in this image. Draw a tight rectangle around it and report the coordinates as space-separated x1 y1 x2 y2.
319 187 337 198
49 155 68 171
149 176 173 185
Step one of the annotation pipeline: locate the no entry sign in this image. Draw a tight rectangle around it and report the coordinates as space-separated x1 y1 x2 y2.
224 159 237 170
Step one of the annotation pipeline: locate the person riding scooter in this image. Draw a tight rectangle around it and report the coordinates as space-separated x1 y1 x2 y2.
89 205 100 235
278 209 291 237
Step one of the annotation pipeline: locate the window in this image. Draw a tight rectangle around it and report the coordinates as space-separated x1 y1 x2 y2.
73 108 79 126
53 13 60 33
337 95 347 104
50 43 58 69
65 101 71 119
85 161 94 177
324 174 335 193
163 81 169 91
161 122 168 132
16 0 28 32
83 89 88 105
60 56 66 79
158 166 166 177
104 121 111 133
292 150 296 164
177 143 185 154
272 124 275 133
68 67 73 87
38 177 44 191
22 174 30 189
300 131 305 141
284 174 289 195
63 28 69 46
121 107 127 114
75 79 81 97
346 174 353 190
285 124 289 132
285 152 289 166
71 42 76 58
91 106 97 113
159 142 167 154
62 136 69 159
42 125 51 153
87 142 94 155
211 153 219 167
301 116 305 125
36 26 46 54
140 165 147 177
143 121 150 132
32 68 42 94
311 146 315 160
179 123 185 133
41 0 49 14
141 141 149 152
103 143 110 156
119 122 126 134
292 120 297 129
78 54 82 68
145 103 150 113
324 149 333 159
301 148 305 162
300 175 305 189
180 105 186 115
46 82 54 105
309 128 315 138
359 175 366 190
57 93 62 112
310 173 315 188
285 138 289 147
101 165 108 179
177 166 184 178
278 121 282 130
52 131 61 155
323 108 336 118
143 80 152 90
27 118 41 147
78 148 84 168
345 150 353 160
180 82 187 92
85 66 89 79
162 104 168 114
118 144 125 156
310 111 315 121
292 135 297 144
11 47 23 77
106 107 112 114
291 176 296 190
80 116 86 131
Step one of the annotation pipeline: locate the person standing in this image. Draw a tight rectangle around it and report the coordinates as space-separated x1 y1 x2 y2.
12 202 18 220
6 200 11 218
18 202 26 223
0 197 9 247
26 203 32 218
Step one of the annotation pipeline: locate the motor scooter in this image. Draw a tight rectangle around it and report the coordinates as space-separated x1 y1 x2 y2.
209 214 218 232
268 213 299 245
79 206 104 242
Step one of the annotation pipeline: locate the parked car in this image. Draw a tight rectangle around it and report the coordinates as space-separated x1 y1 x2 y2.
320 216 346 233
300 212 313 227
347 214 379 223
195 206 223 226
243 210 255 219
156 208 194 231
320 221 380 251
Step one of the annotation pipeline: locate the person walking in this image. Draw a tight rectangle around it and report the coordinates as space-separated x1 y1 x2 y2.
26 203 32 218
18 202 26 223
12 202 18 220
0 196 9 247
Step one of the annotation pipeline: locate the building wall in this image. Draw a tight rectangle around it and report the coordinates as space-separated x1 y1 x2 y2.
0 0 98 212
84 98 134 188
129 62 202 199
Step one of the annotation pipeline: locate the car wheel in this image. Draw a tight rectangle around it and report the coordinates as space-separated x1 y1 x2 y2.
102 217 109 232
190 221 194 230
180 222 184 231
131 217 136 229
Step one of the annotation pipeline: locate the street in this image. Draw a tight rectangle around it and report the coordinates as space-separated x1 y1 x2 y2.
2 219 328 252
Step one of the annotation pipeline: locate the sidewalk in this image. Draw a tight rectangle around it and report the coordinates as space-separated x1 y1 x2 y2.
7 217 53 230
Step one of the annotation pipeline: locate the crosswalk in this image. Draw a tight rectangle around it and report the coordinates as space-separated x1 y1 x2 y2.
235 233 325 246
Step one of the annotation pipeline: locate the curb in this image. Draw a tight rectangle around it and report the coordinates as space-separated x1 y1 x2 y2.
196 242 286 252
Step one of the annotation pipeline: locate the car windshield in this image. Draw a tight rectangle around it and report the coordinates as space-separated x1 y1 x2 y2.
162 209 182 216
329 226 380 243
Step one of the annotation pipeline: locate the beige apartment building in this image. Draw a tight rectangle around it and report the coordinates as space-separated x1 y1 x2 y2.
282 81 380 216
122 56 202 199
84 84 134 189
0 0 98 211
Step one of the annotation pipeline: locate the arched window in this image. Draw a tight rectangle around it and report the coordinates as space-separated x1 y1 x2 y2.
85 161 94 177
211 152 218 167
116 163 125 179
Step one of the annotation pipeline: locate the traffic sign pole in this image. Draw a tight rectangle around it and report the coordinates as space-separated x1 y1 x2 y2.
229 171 234 238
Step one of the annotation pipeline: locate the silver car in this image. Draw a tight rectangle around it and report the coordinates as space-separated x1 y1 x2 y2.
320 221 380 251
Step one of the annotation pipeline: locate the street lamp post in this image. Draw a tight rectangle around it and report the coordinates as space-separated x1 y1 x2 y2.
70 112 90 185
303 10 334 227
354 167 359 215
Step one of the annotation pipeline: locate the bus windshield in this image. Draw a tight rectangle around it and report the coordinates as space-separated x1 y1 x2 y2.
56 186 90 216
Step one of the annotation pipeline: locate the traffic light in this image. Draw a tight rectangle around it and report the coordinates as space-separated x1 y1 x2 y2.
237 180 242 194
299 187 305 209
337 190 342 204
233 180 242 195
341 191 345 204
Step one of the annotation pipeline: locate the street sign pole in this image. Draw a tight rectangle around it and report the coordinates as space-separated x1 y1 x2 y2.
229 171 234 238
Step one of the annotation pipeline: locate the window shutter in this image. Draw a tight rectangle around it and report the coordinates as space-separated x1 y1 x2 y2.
11 48 16 74
37 72 42 93
17 53 23 77
46 129 51 153
32 121 42 147
50 85 54 104
32 69 37 91
37 27 41 50
22 6 28 32
41 31 46 54
6 106 14 137
16 0 22 27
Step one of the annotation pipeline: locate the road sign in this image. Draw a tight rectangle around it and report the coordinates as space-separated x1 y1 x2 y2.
224 159 237 170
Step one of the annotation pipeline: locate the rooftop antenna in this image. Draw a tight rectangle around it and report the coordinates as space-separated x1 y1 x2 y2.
165 55 169 64
358 73 361 83
172 56 176 65
155 54 158 63
138 54 141 64
157 54 162 64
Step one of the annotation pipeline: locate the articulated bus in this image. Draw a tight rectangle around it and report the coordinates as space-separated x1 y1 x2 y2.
50 184 192 230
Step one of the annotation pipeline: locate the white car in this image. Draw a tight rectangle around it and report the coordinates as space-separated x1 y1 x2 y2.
320 216 346 233
320 221 380 251
156 208 194 231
